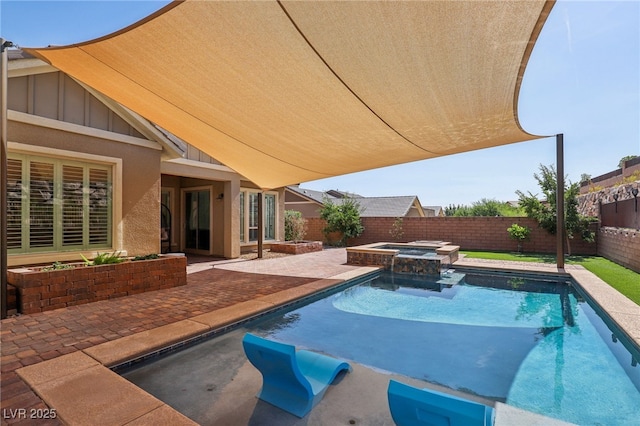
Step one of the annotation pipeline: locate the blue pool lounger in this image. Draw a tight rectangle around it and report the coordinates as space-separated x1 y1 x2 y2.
387 379 495 426
242 333 351 418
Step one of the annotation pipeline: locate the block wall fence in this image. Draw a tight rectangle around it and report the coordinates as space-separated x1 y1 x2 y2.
305 216 597 255
598 227 640 273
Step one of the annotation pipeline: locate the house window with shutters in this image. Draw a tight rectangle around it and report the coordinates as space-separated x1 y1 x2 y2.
7 153 112 254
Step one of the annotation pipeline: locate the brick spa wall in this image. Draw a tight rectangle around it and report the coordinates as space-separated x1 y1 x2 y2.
306 216 597 255
270 241 323 255
7 255 187 314
597 227 640 273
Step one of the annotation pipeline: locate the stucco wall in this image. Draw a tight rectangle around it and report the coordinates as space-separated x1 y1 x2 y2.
8 120 161 262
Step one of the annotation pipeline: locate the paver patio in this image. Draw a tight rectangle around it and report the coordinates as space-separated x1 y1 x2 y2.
1 250 361 426
1 249 638 425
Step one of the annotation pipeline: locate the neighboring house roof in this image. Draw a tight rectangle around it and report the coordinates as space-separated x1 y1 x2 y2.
325 189 363 199
423 206 443 216
286 186 333 204
334 196 423 217
287 186 424 217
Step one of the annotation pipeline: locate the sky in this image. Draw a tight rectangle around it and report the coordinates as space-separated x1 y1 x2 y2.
1 0 638 207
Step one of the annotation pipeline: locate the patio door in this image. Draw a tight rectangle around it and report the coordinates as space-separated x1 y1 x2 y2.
184 189 211 252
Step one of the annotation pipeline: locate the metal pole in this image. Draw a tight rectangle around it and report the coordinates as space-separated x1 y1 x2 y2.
1 39 13 319
257 192 263 258
556 134 565 270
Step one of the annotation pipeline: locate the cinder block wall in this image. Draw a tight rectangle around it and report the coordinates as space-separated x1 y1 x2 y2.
598 227 640 273
306 216 597 255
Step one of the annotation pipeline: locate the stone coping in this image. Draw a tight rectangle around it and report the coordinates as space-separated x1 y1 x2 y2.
568 268 640 350
435 245 460 255
16 267 377 425
346 241 445 254
347 241 459 257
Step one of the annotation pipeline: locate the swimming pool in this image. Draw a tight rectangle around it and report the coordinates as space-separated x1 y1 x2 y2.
122 269 640 425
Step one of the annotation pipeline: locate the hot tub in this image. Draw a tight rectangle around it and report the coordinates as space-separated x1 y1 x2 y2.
346 242 460 275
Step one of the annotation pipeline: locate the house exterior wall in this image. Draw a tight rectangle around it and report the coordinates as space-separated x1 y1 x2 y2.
8 71 145 139
7 62 294 263
305 216 597 255
7 120 161 266
286 202 322 217
284 190 322 217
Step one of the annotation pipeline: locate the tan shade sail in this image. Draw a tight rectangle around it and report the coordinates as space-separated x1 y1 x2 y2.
27 0 553 189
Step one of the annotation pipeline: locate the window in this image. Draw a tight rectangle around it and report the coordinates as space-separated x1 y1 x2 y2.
239 190 277 243
7 153 112 253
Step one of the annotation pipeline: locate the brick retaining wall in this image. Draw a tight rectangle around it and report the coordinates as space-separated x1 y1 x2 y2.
307 216 596 255
597 227 640 273
7 255 187 314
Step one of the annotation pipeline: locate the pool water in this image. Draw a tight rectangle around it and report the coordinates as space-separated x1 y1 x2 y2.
374 244 438 257
248 271 640 425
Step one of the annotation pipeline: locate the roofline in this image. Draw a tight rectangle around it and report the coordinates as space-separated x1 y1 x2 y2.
285 186 325 205
7 52 183 159
76 81 185 160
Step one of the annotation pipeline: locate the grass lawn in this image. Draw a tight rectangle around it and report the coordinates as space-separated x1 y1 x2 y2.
461 251 640 305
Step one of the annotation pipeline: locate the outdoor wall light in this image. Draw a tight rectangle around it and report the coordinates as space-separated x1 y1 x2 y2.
613 193 619 201
632 187 639 197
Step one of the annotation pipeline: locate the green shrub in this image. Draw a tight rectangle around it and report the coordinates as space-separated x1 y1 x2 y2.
284 210 307 242
319 196 364 246
81 251 125 266
41 261 75 271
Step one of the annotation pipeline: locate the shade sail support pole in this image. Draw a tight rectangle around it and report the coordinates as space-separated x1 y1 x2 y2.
556 133 565 270
257 192 264 259
1 39 13 319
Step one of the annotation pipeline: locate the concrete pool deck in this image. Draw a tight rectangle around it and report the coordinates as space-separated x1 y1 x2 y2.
2 249 638 425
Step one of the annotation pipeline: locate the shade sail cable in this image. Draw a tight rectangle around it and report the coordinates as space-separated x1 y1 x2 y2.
277 0 439 156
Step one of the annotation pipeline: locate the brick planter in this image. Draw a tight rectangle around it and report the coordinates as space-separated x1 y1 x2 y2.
269 241 323 255
7 255 187 314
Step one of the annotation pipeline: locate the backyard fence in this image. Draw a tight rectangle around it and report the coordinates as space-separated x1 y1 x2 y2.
600 198 639 230
305 216 597 255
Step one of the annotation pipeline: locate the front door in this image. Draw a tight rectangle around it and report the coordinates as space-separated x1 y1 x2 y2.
184 189 211 252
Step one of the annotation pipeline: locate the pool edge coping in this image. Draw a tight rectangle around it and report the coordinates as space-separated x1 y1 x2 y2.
15 266 380 426
16 261 637 425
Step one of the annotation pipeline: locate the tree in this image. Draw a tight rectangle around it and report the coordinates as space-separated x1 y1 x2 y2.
516 164 594 255
507 223 531 253
389 217 404 241
618 155 638 169
445 199 523 217
579 173 591 184
319 196 364 246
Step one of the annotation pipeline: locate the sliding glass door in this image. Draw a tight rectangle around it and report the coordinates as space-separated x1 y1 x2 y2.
184 189 211 252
